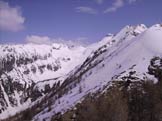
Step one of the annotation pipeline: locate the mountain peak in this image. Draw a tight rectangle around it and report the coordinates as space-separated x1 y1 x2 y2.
142 24 162 54
0 24 162 120
133 24 147 34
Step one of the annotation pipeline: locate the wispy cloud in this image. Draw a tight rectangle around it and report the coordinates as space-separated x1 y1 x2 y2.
104 0 124 13
104 0 138 13
75 0 138 14
95 0 104 4
0 1 25 32
75 6 98 14
26 35 89 46
26 35 52 45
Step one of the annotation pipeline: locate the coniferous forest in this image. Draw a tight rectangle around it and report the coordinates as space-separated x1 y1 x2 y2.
51 57 162 121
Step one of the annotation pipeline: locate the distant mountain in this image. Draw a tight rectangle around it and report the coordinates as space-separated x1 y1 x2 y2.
0 24 162 121
0 43 87 116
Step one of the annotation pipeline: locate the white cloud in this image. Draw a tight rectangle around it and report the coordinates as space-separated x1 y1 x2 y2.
95 0 104 4
103 0 138 13
26 35 52 45
75 6 98 14
25 35 88 46
0 1 25 32
56 38 88 47
104 0 124 13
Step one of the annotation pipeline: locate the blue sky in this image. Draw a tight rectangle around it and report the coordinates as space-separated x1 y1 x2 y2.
0 0 162 44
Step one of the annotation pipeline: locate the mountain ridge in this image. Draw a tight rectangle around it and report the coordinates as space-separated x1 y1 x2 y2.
0 24 162 120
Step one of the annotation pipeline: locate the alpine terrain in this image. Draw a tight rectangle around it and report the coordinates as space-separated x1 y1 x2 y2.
0 24 162 121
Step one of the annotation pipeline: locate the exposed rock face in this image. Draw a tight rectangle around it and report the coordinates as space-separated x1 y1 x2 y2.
1 24 162 120
32 24 162 121
0 43 87 115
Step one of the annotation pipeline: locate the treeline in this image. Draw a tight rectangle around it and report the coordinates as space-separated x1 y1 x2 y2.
52 57 162 121
51 79 162 121
2 57 162 121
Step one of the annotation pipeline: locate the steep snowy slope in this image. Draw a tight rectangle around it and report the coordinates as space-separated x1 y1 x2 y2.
1 24 162 121
0 36 116 119
32 24 162 121
0 43 86 83
0 43 88 117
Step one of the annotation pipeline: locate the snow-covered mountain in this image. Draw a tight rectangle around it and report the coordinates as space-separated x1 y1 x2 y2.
0 43 88 116
0 24 162 120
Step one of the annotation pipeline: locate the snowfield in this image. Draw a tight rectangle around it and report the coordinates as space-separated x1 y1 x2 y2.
0 24 162 120
32 24 162 121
